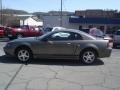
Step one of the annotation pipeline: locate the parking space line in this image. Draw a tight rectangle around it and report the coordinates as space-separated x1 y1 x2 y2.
4 64 24 90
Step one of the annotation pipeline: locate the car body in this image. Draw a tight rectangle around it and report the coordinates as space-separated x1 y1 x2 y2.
4 28 112 64
4 25 43 39
113 30 120 47
0 26 5 38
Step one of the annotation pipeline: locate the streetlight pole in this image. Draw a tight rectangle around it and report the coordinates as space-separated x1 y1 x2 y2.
0 0 2 25
60 0 62 27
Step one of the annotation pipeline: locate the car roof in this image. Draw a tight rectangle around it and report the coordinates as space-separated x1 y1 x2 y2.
52 28 96 40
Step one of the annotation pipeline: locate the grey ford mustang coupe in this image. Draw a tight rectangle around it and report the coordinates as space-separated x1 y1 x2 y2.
4 28 112 64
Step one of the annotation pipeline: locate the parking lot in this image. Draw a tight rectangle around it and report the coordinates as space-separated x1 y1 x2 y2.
0 40 120 90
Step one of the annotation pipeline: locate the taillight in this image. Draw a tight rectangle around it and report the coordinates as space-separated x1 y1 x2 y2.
107 42 113 48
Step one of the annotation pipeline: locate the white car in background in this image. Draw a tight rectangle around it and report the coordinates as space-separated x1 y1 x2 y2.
52 27 66 31
113 30 120 48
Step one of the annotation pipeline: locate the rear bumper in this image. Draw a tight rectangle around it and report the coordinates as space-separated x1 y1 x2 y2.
99 48 112 58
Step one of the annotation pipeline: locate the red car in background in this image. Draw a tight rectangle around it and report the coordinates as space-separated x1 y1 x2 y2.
5 25 43 39
0 26 5 38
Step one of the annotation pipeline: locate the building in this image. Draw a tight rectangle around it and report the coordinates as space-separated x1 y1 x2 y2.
43 10 120 33
9 14 43 27
75 9 118 18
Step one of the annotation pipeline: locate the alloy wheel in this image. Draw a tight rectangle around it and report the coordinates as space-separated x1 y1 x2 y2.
82 51 95 64
17 49 30 62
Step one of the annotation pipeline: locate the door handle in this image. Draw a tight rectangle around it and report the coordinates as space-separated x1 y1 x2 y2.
67 43 71 45
48 41 53 44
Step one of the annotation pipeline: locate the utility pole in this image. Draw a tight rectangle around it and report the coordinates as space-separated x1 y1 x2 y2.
60 0 62 27
0 0 2 25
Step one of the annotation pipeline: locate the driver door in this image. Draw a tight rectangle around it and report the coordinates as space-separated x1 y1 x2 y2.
38 31 75 58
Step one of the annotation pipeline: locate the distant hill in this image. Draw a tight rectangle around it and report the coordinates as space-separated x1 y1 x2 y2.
1 9 28 14
33 11 74 19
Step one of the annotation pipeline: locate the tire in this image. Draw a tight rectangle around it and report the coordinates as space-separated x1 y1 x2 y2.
80 50 97 65
17 34 23 39
16 48 33 62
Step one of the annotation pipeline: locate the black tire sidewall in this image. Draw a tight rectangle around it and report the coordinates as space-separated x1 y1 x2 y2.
17 34 23 39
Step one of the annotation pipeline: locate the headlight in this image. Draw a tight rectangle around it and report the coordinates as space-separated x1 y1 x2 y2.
5 43 11 47
5 42 15 48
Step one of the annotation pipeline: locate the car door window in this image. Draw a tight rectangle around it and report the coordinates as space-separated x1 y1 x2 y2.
48 31 82 41
50 32 70 41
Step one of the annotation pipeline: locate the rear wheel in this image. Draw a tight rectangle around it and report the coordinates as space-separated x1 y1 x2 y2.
16 48 32 62
80 50 97 65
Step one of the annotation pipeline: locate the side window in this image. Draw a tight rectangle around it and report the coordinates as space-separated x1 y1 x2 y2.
48 31 82 41
74 33 82 40
49 32 71 41
69 32 82 40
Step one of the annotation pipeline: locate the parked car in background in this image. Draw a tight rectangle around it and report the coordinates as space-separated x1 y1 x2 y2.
51 27 66 31
43 27 65 34
0 26 5 38
89 28 113 42
113 30 120 48
4 25 43 39
4 28 112 65
79 28 90 33
105 30 114 38
42 27 53 34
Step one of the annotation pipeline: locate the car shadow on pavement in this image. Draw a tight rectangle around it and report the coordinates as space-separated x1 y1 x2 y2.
0 55 104 66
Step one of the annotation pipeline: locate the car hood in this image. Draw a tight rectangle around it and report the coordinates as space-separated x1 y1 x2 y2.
10 37 37 42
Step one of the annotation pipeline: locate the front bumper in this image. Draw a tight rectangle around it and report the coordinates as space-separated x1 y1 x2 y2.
3 46 15 57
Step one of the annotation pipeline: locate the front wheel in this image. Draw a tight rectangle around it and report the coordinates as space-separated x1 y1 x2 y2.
80 50 97 65
16 48 32 62
17 34 23 39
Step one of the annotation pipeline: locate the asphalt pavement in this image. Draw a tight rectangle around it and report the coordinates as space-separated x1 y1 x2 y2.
0 40 120 90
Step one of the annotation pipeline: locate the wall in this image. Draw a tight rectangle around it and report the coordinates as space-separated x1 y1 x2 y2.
43 15 79 29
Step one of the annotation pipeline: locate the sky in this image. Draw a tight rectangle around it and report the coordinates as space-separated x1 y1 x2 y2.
2 0 120 13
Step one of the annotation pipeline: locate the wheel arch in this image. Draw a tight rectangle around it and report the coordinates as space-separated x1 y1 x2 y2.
79 47 99 58
14 45 33 56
